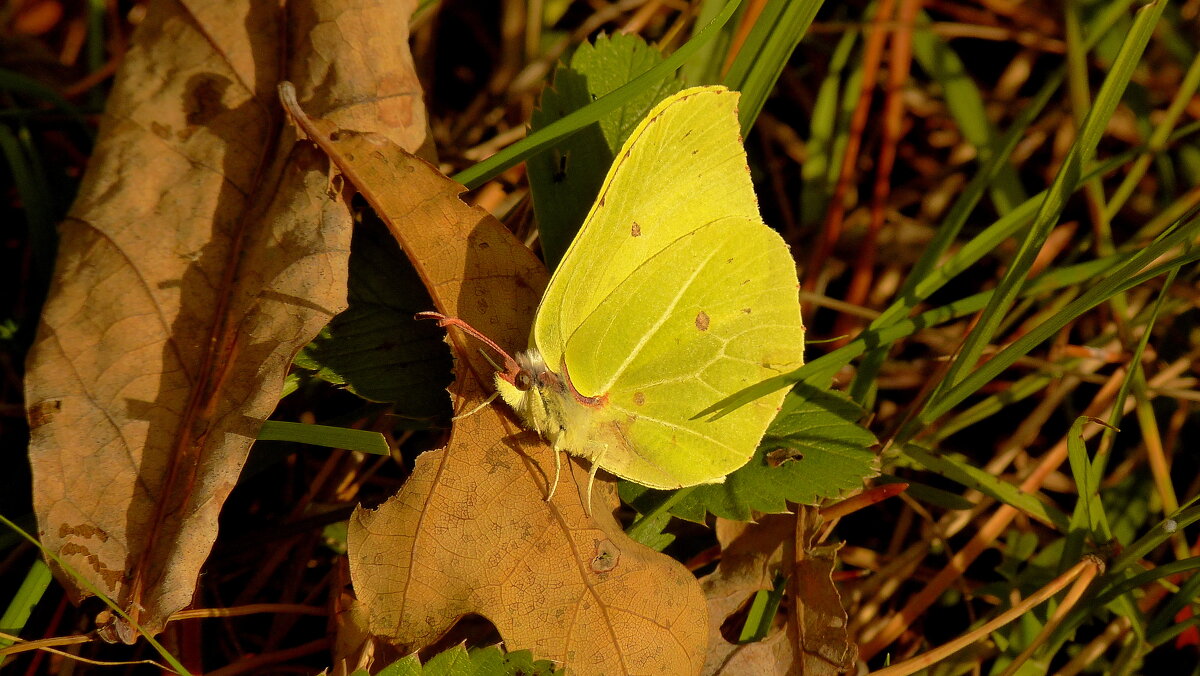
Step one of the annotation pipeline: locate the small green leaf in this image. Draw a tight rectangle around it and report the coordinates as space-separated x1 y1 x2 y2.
295 216 451 421
624 508 676 551
452 0 743 189
528 33 683 270
370 644 558 675
373 655 420 676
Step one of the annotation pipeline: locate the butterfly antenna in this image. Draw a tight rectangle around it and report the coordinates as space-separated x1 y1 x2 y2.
452 390 499 421
416 311 521 380
476 346 504 372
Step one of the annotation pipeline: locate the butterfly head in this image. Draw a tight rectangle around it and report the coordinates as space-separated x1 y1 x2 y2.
495 349 566 434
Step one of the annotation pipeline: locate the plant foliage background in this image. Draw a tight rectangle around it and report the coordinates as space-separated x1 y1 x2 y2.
2 0 1200 674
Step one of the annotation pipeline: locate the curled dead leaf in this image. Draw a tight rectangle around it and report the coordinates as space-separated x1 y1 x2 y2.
701 509 857 675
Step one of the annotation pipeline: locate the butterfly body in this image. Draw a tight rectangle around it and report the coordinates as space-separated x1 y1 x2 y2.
496 349 606 463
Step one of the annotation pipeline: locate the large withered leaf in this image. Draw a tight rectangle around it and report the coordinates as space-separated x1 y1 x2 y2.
24 0 428 640
280 101 709 673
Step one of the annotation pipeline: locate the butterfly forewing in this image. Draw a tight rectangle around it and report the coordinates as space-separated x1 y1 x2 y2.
535 87 760 381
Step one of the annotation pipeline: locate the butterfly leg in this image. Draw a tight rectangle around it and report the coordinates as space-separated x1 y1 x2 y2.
585 461 600 516
582 443 609 516
545 445 563 502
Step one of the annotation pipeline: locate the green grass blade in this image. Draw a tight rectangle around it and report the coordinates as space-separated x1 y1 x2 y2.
922 0 1165 415
257 421 390 455
911 12 1026 213
0 123 57 331
680 0 742 85
0 514 190 674
1112 504 1200 577
1091 556 1200 609
722 0 824 133
1046 505 1200 654
800 30 858 229
1107 48 1200 218
699 234 1145 418
1146 567 1200 644
0 68 90 125
911 218 1200 428
737 574 787 643
902 444 1070 531
850 0 1144 402
1064 416 1114 551
0 559 52 652
849 73 1058 402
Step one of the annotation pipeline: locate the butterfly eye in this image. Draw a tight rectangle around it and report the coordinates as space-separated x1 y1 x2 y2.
514 371 533 391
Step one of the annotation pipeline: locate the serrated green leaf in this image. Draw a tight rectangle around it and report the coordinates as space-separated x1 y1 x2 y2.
295 216 451 421
624 508 676 550
623 386 877 522
373 654 421 676
528 33 683 270
371 644 556 676
421 645 472 675
466 646 557 675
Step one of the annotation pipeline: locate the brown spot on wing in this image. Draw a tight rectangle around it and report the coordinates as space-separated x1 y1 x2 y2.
695 311 710 331
633 392 645 406
631 221 641 237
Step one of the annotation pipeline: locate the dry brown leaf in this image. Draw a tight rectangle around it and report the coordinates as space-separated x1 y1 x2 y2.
701 510 856 675
703 516 796 675
280 100 709 673
792 508 857 675
24 0 428 640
